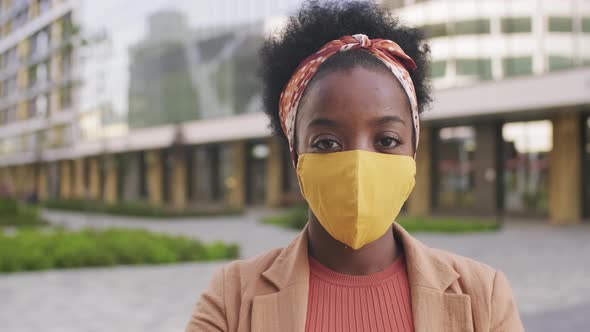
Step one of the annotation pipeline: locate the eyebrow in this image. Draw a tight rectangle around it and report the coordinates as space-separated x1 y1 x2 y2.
371 115 406 126
308 118 338 128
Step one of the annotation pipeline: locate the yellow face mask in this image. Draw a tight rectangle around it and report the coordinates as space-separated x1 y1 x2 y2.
296 150 416 250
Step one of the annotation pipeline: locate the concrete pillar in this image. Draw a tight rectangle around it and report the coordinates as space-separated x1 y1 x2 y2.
146 150 163 206
226 142 246 210
266 138 283 207
27 165 36 195
73 158 85 198
37 163 49 201
171 149 187 210
59 160 72 199
549 112 582 224
103 155 118 205
407 126 432 217
88 157 101 200
473 124 498 215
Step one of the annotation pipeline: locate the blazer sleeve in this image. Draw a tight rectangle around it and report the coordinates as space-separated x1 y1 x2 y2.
490 270 525 332
186 266 228 332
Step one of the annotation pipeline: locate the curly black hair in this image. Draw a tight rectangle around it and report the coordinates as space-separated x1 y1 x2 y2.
259 0 432 141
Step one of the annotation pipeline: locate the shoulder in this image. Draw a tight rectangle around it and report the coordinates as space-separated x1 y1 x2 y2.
187 247 286 331
424 246 523 329
429 246 497 283
218 247 284 290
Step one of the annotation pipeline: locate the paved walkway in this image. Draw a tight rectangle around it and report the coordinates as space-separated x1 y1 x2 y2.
0 210 588 331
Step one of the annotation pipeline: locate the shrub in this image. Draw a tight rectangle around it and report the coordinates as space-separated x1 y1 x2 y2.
0 228 240 273
0 197 46 227
262 205 499 233
42 199 243 218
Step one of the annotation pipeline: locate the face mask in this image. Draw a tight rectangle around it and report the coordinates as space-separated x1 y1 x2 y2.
296 150 416 250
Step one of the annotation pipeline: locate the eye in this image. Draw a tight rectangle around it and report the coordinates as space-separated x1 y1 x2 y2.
311 138 341 152
375 136 400 149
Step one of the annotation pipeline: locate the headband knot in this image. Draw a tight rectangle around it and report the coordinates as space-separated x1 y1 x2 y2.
279 34 420 166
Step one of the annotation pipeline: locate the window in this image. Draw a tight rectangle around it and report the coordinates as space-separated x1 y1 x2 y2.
548 56 574 71
585 117 590 218
501 17 532 33
28 65 37 87
502 121 552 216
421 23 448 38
40 0 50 13
454 19 490 35
456 58 493 80
429 60 446 78
502 56 533 77
582 17 590 33
36 29 49 55
60 86 72 109
435 126 477 211
36 62 48 83
36 94 48 117
548 17 573 32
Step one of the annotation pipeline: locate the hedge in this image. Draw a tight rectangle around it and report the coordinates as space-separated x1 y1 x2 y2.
262 205 500 233
42 199 243 218
0 197 46 227
0 228 239 273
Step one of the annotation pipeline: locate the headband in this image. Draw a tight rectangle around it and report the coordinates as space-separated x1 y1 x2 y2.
278 34 420 165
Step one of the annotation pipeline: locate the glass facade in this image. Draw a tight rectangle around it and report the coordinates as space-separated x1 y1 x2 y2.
454 19 491 35
502 121 552 216
501 17 532 34
548 56 574 71
434 126 477 211
548 17 574 32
455 58 493 81
503 56 533 77
585 117 590 218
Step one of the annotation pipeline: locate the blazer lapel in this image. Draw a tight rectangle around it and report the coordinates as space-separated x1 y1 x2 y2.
252 223 474 332
251 284 309 332
393 223 474 332
252 225 311 332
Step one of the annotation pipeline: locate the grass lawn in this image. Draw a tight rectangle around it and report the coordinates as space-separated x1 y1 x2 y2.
262 205 499 233
42 199 243 218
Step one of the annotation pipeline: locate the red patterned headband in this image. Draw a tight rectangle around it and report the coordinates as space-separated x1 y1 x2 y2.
278 34 420 165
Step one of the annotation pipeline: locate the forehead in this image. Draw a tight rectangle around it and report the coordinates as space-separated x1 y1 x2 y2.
297 66 411 121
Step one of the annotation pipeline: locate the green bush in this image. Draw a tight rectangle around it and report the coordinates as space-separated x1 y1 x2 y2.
0 198 46 227
262 205 499 233
42 199 243 218
0 228 240 273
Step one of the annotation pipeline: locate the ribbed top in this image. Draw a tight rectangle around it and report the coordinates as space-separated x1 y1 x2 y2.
305 256 414 331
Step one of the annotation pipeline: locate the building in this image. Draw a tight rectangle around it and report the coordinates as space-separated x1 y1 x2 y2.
0 0 588 224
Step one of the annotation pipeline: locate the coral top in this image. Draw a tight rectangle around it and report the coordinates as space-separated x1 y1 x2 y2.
305 256 414 331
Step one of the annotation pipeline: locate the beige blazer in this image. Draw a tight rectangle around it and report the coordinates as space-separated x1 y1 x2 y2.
187 223 524 332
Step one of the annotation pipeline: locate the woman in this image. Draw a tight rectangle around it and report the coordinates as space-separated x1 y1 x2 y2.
187 1 524 331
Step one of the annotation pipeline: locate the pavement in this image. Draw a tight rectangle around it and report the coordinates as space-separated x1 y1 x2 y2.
0 209 588 332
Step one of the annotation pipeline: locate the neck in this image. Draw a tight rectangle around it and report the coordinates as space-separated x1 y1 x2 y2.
307 211 401 275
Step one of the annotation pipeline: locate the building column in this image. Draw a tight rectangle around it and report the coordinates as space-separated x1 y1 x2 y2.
73 158 85 198
170 149 187 210
26 165 36 196
59 160 72 199
146 150 163 206
37 163 49 201
103 155 118 205
88 157 101 200
266 138 283 207
473 124 498 215
549 112 582 224
226 142 246 210
407 126 432 217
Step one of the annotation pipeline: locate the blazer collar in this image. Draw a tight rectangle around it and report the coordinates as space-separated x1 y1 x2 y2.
261 224 311 290
255 222 473 332
261 223 461 292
